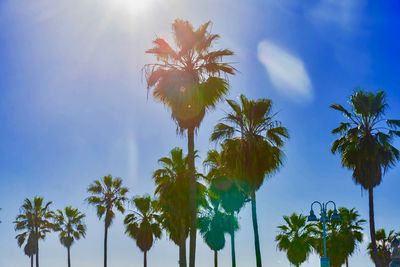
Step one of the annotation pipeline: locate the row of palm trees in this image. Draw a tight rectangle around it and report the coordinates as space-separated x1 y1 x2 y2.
275 209 399 267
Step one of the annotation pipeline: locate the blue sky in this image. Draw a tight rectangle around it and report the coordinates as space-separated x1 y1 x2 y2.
0 0 399 266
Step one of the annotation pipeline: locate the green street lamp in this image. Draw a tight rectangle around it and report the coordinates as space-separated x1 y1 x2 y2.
307 201 341 267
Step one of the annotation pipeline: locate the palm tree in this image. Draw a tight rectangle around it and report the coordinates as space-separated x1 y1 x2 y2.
204 149 247 267
275 213 316 267
312 208 365 267
331 90 400 266
124 195 162 267
153 147 206 267
144 19 235 267
54 207 87 267
368 229 398 267
86 175 129 267
198 197 228 267
14 197 54 267
211 95 289 267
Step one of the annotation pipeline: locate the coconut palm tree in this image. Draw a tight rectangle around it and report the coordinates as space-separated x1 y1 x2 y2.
312 208 365 267
368 229 398 267
211 95 289 267
275 213 316 267
198 197 228 267
14 197 54 267
54 207 87 267
124 195 162 267
331 90 400 266
86 175 129 267
204 149 247 267
153 147 206 267
144 19 235 267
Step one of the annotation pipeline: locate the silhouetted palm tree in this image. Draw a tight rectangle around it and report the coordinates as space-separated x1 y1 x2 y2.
276 213 316 267
54 206 87 267
14 197 54 267
198 197 228 267
204 149 247 267
211 95 289 267
153 147 206 267
124 195 162 267
331 90 400 266
313 208 365 267
368 229 398 267
86 175 129 267
144 19 235 267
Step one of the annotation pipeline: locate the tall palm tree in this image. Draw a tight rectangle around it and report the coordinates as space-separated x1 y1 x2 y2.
211 95 289 267
312 208 365 267
153 147 206 267
204 149 247 267
368 229 398 267
86 175 129 267
275 213 316 267
198 198 228 267
14 197 54 267
144 19 235 267
331 90 400 266
54 207 87 267
124 195 162 267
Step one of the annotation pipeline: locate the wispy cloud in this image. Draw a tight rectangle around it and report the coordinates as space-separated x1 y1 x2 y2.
307 0 366 31
257 40 313 102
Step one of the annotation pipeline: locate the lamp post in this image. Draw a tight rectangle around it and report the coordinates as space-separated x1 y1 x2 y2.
307 201 341 267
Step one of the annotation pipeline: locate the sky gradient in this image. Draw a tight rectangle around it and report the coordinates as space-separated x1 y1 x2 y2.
1 0 399 266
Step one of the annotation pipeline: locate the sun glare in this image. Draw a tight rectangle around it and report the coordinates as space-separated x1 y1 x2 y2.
112 0 154 16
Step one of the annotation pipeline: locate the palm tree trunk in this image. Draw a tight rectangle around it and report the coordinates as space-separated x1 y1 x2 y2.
188 127 197 267
67 246 71 267
214 250 218 267
31 255 33 267
144 250 147 267
251 191 262 267
368 188 380 267
179 236 187 267
104 224 108 267
230 230 236 267
345 257 349 267
36 241 39 267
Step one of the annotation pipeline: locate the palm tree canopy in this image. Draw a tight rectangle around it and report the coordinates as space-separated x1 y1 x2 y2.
367 229 398 266
14 197 55 257
211 94 289 192
124 195 162 253
331 90 400 189
313 208 365 267
144 19 235 131
275 213 316 266
153 147 206 245
86 175 129 227
54 206 87 248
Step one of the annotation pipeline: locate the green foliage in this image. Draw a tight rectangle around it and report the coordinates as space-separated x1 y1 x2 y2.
144 19 235 131
54 206 86 249
276 213 316 267
86 175 129 228
367 229 399 266
124 195 162 253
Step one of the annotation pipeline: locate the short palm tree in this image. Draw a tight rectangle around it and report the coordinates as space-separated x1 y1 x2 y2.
275 213 316 267
54 206 87 267
144 19 235 267
368 229 397 267
331 90 400 266
153 147 206 267
86 175 129 267
313 208 365 267
204 149 247 267
211 94 289 267
198 197 228 267
124 195 162 267
14 197 54 267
